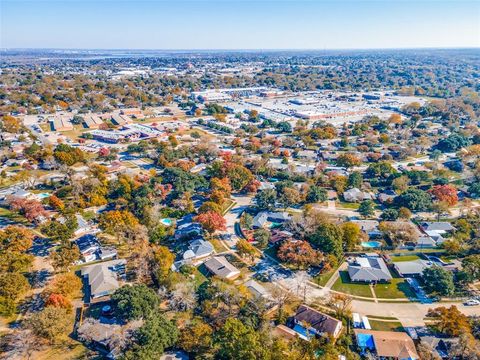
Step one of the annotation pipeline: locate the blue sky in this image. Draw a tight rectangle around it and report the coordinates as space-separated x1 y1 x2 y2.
1 0 479 49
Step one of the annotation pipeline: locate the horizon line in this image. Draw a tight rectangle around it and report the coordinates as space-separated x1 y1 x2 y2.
2 46 480 52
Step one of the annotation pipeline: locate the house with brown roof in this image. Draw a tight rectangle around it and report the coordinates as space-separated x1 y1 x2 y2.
355 329 419 360
292 304 343 339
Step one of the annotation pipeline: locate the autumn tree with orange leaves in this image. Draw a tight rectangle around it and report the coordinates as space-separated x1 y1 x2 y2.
429 184 458 206
194 211 226 234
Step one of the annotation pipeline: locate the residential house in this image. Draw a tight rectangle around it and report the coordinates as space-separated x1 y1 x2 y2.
252 211 291 228
182 239 214 261
355 329 419 360
204 256 240 280
81 259 126 301
343 188 373 202
394 259 432 277
348 255 392 283
244 279 271 300
292 304 343 339
350 220 381 238
420 222 456 239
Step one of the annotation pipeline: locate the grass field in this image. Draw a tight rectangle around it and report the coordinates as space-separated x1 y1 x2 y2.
332 271 374 298
313 268 336 287
368 319 405 332
391 255 420 262
373 278 416 299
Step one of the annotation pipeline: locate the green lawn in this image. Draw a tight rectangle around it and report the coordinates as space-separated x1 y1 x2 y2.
373 278 416 299
0 206 30 225
368 319 405 332
313 268 336 287
391 255 420 262
331 271 374 298
336 202 360 210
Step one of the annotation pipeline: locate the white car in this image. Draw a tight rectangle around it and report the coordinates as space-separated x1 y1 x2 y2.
465 299 480 306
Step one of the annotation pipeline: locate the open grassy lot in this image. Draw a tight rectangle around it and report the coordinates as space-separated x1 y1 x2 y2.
368 319 405 332
331 271 374 298
391 255 420 262
373 278 416 299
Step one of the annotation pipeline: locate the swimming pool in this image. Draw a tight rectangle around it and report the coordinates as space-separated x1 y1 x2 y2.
160 218 173 226
37 193 51 199
361 241 382 248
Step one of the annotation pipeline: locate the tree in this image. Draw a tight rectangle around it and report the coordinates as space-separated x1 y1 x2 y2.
341 222 362 251
328 293 352 320
378 221 419 246
254 228 271 249
236 239 257 261
41 218 76 243
111 284 159 321
429 184 458 206
279 187 300 210
394 189 432 212
365 161 396 178
45 293 72 312
277 241 322 269
347 171 363 189
358 200 375 218
459 255 480 283
194 211 227 234
8 197 48 224
0 272 30 303
124 313 178 360
426 306 471 336
435 133 472 152
336 153 361 168
422 267 455 296
215 318 264 360
381 208 399 221
49 272 82 299
310 223 343 259
198 201 222 214
50 244 81 272
151 245 174 284
179 319 213 357
392 176 409 193
25 307 70 343
98 210 139 236
0 225 35 253
306 186 327 203
254 189 277 211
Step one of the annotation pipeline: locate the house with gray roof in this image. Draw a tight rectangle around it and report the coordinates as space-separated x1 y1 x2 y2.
348 255 392 283
394 259 432 277
81 259 126 301
253 211 290 228
343 188 373 202
420 222 455 234
204 256 240 280
183 239 214 261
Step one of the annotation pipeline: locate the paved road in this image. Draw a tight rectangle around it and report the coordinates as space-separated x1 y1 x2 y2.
276 273 479 327
221 194 253 248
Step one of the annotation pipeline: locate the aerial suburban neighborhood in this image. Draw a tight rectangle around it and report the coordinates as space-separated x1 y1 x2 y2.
0 1 479 359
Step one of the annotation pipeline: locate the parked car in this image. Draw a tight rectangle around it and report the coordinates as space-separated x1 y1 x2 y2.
465 299 480 306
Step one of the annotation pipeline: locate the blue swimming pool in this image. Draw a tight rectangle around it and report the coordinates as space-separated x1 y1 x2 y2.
37 193 51 199
361 241 382 248
160 218 173 226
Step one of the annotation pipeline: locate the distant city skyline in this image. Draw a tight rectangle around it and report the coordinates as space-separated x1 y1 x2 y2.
1 0 479 50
